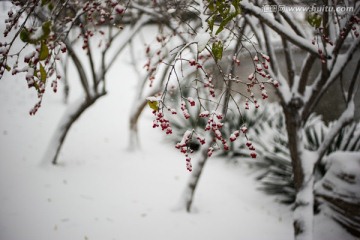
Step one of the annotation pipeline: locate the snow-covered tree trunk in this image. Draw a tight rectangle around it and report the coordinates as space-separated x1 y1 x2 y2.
42 93 106 165
180 135 213 212
293 166 315 240
283 101 315 240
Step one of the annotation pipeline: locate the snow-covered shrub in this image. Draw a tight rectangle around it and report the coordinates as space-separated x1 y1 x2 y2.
249 109 360 204
315 152 360 237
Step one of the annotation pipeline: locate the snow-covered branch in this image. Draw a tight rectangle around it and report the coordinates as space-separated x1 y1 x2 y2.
268 0 306 38
130 2 164 19
240 0 319 55
317 100 355 163
104 14 152 74
303 37 360 120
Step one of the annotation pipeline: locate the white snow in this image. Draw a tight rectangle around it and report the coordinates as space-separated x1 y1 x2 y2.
31 26 45 40
145 96 159 102
167 8 176 14
194 27 211 53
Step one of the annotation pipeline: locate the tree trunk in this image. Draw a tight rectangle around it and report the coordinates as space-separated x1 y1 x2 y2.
128 98 147 150
284 97 316 240
180 136 213 212
42 93 106 165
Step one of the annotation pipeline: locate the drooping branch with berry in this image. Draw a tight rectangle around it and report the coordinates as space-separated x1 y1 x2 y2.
0 0 131 114
144 0 279 172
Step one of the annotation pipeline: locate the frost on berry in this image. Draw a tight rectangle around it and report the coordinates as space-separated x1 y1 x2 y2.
203 76 215 97
174 130 197 171
196 135 206 145
207 147 214 157
151 110 173 135
229 130 240 142
241 126 247 134
114 5 125 14
261 53 270 62
186 156 192 172
181 101 190 119
187 97 195 106
248 73 254 81
256 63 262 72
199 111 210 118
175 130 193 149
232 55 240 66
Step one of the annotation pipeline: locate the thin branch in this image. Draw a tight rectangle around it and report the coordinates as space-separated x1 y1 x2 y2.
247 15 289 104
273 11 295 87
298 53 316 95
347 59 360 103
65 41 91 99
85 39 98 94
260 19 280 76
222 21 244 118
244 15 265 51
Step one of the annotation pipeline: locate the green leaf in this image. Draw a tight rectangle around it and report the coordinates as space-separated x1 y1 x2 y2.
307 13 322 28
208 16 215 32
40 21 52 41
41 0 50 6
5 65 11 72
48 3 54 11
19 21 52 44
215 13 235 35
212 41 223 62
39 63 47 83
207 0 215 11
20 28 31 43
232 0 242 15
39 42 49 61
